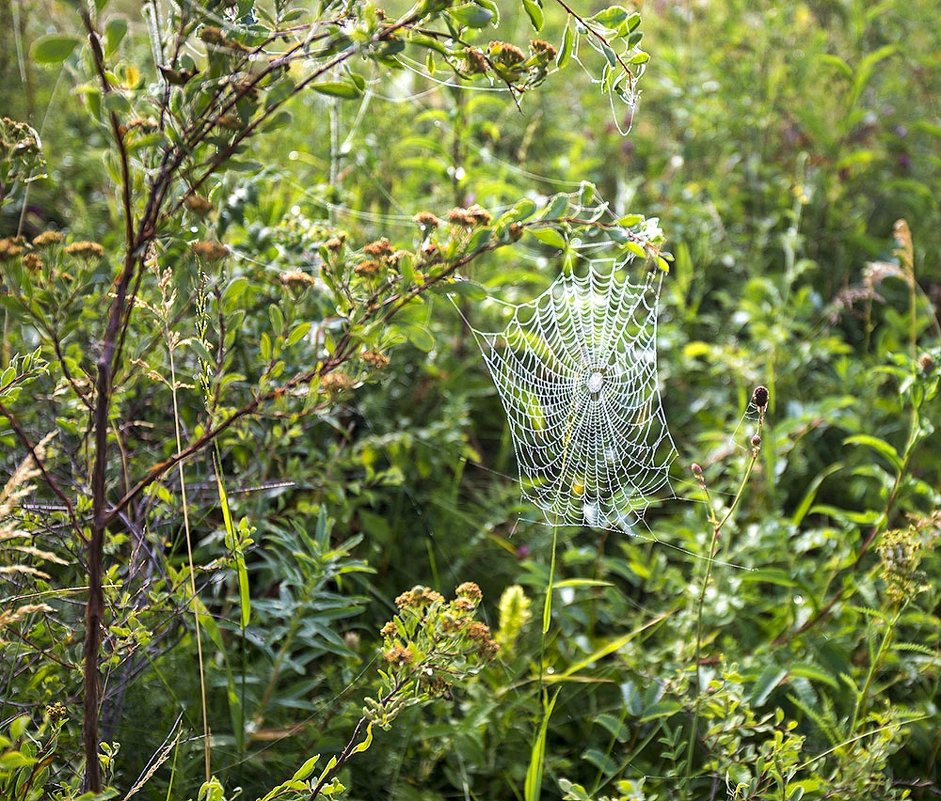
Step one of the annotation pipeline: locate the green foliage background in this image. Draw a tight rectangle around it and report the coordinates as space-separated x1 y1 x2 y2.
0 0 940 799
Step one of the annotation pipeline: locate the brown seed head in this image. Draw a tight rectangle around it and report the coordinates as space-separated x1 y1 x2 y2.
752 385 769 409
191 240 228 261
184 195 213 215
531 39 557 59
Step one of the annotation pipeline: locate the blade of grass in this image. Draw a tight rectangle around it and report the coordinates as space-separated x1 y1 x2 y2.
525 688 559 801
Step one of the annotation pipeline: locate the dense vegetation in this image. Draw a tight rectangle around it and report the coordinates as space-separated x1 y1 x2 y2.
1 0 939 799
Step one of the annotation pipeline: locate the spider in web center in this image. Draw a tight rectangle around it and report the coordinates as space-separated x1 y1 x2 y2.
587 371 605 394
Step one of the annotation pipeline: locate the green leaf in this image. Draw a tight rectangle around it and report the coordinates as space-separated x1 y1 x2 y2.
448 4 494 29
638 700 682 722
557 19 574 68
0 751 35 769
223 276 250 310
750 665 788 706
843 434 903 471
529 228 566 250
268 302 284 334
103 91 131 116
350 722 374 755
32 34 80 65
312 81 363 99
104 18 128 56
9 715 29 739
591 6 631 28
287 322 312 347
406 325 435 352
792 462 844 525
553 579 613 589
524 690 559 801
522 0 544 31
214 453 250 628
291 754 321 782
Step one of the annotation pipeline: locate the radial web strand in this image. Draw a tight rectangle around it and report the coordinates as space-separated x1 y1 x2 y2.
470 260 677 530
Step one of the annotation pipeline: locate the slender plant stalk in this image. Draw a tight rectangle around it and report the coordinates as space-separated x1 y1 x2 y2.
684 402 765 787
167 320 211 781
849 607 904 734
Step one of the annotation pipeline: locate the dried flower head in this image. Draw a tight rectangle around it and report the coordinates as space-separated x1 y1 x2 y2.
414 211 441 229
0 238 24 261
362 349 390 368
278 269 316 287
216 113 243 131
191 240 228 261
530 39 557 59
184 195 213 215
383 644 414 665
354 259 383 277
456 581 483 603
447 204 492 228
325 237 344 251
200 26 226 45
31 230 65 248
463 47 490 75
127 117 158 131
320 372 353 393
918 353 935 372
64 241 105 260
488 41 526 67
395 585 445 609
466 621 499 657
363 238 394 258
22 252 43 272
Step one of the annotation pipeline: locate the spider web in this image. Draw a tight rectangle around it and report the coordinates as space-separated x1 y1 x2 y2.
469 259 676 530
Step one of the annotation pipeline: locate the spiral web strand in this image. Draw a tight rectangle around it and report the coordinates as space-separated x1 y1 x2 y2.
471 259 676 530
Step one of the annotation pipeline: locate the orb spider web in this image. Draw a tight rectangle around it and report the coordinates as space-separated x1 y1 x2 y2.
466 257 677 531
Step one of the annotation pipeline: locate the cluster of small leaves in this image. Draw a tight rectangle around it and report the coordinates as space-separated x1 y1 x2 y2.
0 711 69 801
0 117 46 205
